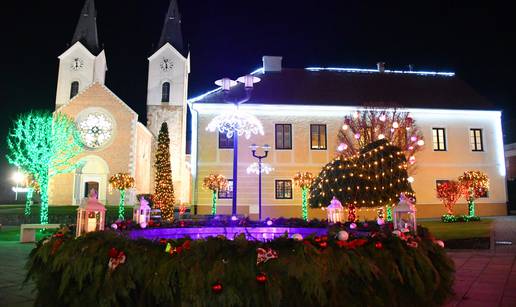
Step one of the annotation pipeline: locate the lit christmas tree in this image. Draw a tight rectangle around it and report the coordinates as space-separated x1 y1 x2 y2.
309 139 414 221
6 111 83 224
109 173 135 220
154 122 175 222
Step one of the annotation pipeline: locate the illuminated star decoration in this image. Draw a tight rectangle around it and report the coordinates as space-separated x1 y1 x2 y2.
246 162 274 175
206 108 264 139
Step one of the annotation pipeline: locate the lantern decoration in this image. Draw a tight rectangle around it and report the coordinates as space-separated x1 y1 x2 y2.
458 170 489 217
293 171 315 221
76 189 106 237
133 196 151 227
393 194 417 232
203 174 229 215
327 196 344 223
109 173 135 220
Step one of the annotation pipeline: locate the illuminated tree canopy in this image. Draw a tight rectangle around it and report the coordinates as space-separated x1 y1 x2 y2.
109 173 135 220
6 111 83 224
310 139 414 209
337 108 424 172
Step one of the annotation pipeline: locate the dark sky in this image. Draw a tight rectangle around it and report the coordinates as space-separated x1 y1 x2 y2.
0 0 515 202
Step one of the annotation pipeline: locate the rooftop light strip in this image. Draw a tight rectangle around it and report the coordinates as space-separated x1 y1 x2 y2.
305 67 455 77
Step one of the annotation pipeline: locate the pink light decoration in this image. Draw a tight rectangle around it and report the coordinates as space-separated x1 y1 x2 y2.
337 143 348 152
342 124 349 130
410 136 417 142
354 133 360 139
409 156 416 164
417 140 425 146
392 122 399 128
379 114 386 122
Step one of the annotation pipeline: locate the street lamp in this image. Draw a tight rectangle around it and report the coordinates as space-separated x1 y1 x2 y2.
250 144 271 220
206 75 262 217
11 170 25 201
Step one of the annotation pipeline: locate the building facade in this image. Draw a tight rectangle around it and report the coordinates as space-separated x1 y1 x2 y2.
48 0 507 219
190 57 507 219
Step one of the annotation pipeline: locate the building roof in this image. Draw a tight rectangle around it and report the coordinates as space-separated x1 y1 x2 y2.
194 67 495 110
157 0 185 56
71 0 100 55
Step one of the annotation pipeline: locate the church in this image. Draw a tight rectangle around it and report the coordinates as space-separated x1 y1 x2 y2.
49 0 507 220
49 0 190 207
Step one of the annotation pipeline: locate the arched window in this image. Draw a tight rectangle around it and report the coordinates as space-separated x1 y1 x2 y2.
161 82 170 103
70 81 79 99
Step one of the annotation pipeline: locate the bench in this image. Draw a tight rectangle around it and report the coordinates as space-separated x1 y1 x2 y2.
20 224 61 243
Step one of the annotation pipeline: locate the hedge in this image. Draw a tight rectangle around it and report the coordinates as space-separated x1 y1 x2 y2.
26 227 454 307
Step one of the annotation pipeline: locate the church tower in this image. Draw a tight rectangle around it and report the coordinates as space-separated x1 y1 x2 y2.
55 0 107 109
146 0 190 204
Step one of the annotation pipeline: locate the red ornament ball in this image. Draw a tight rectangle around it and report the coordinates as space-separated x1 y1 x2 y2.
375 242 383 249
314 236 321 243
211 282 223 294
319 241 328 248
256 272 268 284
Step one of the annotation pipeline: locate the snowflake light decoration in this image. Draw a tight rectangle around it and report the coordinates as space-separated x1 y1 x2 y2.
78 113 113 149
246 162 274 175
206 108 264 139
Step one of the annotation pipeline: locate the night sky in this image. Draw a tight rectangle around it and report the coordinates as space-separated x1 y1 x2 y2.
0 0 515 202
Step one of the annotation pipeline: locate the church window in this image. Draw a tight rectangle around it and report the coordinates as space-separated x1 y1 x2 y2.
70 81 80 99
161 82 171 103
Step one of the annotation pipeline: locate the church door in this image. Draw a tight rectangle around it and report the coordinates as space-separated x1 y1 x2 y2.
84 181 99 198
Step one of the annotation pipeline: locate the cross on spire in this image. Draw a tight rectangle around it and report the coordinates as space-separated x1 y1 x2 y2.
71 0 100 54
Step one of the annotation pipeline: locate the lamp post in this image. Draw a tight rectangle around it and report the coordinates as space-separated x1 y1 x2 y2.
250 144 271 221
207 75 262 217
12 170 25 201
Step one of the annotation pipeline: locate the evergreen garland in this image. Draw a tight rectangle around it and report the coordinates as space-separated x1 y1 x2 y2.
310 139 414 209
26 228 454 307
154 122 175 222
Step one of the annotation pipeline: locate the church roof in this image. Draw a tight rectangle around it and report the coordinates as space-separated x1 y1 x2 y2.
71 0 100 54
157 0 186 56
193 67 494 110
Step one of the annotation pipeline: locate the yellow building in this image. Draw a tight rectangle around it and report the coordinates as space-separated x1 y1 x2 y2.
190 57 507 219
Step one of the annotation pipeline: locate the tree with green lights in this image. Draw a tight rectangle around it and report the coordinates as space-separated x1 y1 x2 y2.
6 111 83 224
109 173 135 220
154 122 175 222
293 172 315 221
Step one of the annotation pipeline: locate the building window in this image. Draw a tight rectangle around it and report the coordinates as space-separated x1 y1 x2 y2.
310 124 327 150
275 180 293 199
470 129 484 151
70 81 79 99
275 124 292 149
218 179 233 199
218 132 234 149
161 82 170 103
432 128 447 151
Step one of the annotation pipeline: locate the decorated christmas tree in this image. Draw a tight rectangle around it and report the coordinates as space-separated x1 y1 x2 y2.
309 139 414 221
154 122 175 221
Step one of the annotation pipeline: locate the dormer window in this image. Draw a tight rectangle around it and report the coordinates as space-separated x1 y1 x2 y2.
70 81 80 99
161 82 170 103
